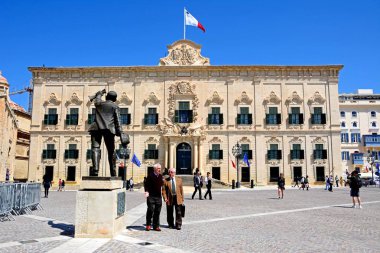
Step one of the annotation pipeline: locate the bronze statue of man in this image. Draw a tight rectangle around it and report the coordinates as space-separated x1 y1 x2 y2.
88 89 129 177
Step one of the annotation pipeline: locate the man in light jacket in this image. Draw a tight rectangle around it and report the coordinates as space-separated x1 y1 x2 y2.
162 168 184 230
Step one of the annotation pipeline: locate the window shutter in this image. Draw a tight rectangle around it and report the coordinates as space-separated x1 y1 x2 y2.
299 114 304 124
321 114 326 124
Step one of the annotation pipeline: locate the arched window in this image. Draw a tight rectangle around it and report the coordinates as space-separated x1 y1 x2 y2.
341 121 346 127
340 111 345 117
371 111 376 117
352 111 357 117
352 122 358 128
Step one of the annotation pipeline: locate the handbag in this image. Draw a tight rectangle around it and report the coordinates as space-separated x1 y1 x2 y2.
180 204 185 218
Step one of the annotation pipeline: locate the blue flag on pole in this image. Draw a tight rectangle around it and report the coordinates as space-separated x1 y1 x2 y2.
131 153 141 167
243 152 250 167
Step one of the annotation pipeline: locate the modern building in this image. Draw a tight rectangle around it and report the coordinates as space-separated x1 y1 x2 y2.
0 71 31 182
339 89 380 174
28 40 343 187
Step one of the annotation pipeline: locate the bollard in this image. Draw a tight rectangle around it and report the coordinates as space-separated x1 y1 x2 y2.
232 179 235 189
251 179 254 188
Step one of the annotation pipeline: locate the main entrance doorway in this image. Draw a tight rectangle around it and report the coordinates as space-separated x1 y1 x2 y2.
176 143 192 175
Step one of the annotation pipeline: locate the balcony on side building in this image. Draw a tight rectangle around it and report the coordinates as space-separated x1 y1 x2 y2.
363 134 380 147
352 153 364 165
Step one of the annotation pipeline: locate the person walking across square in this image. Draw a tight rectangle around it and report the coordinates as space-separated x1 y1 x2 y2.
349 171 362 208
162 168 184 230
192 171 203 200
144 163 163 231
204 172 212 200
277 173 285 199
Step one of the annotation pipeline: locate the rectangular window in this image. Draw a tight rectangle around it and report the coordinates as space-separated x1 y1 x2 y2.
269 107 278 114
120 108 130 125
341 151 349 161
144 108 158 125
148 108 157 114
212 167 221 180
291 107 300 114
179 101 190 110
48 108 57 114
69 144 77 150
351 133 361 143
293 144 301 150
47 144 55 150
270 144 278 150
341 133 349 143
148 144 156 150
315 144 323 150
240 107 249 114
211 107 220 114
70 108 79 115
212 144 220 150
313 107 322 114
316 167 325 181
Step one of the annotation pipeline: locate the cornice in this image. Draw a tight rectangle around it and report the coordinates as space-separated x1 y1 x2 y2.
28 65 343 73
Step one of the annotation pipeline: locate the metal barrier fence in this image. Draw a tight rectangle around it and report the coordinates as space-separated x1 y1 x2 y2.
0 183 42 221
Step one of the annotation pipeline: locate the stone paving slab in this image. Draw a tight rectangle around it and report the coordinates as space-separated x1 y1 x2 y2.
0 187 379 252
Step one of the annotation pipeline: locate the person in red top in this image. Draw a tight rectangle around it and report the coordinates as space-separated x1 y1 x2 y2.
144 163 164 231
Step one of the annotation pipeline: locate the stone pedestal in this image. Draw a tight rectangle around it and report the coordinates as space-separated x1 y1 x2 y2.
75 177 127 238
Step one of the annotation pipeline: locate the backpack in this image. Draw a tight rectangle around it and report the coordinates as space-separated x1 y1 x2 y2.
357 177 362 188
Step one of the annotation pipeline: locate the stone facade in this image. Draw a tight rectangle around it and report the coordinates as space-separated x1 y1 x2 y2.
339 89 380 174
28 40 343 186
0 72 18 182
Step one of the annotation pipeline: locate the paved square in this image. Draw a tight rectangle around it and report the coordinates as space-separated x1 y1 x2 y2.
0 187 379 252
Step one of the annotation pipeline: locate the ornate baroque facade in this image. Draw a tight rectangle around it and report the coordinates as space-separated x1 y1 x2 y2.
28 40 343 186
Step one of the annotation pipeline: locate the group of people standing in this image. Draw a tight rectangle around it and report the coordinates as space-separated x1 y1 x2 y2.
144 163 185 231
144 164 214 231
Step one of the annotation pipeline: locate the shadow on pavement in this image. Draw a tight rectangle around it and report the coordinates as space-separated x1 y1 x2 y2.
332 205 354 209
48 221 75 236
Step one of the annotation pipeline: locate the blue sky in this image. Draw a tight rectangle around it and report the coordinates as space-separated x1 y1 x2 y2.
1 0 379 110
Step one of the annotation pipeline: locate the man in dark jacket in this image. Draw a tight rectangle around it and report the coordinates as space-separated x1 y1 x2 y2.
144 163 164 231
88 89 129 176
192 171 203 200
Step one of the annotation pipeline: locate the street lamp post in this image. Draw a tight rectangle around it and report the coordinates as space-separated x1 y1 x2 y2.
366 150 374 185
232 142 242 188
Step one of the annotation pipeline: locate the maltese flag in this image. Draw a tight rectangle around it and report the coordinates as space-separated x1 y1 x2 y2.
185 9 206 32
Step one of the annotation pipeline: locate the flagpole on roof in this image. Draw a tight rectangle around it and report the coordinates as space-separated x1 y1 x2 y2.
184 7 186 40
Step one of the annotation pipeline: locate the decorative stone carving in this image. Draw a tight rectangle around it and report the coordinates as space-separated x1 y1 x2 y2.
308 91 326 105
208 137 222 143
65 93 83 107
43 93 61 106
158 117 181 135
43 159 56 165
239 137 251 143
66 159 79 164
285 91 303 105
234 91 253 105
206 91 224 105
43 137 59 143
265 125 281 131
266 137 281 144
311 137 326 144
143 92 160 106
268 160 280 165
65 136 80 144
157 117 206 138
314 159 326 165
289 137 303 144
263 91 281 105
145 137 159 144
167 81 199 122
210 160 222 166
159 40 210 66
116 92 132 105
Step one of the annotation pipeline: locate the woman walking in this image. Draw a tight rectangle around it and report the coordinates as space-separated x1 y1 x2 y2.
204 172 212 200
278 173 285 199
